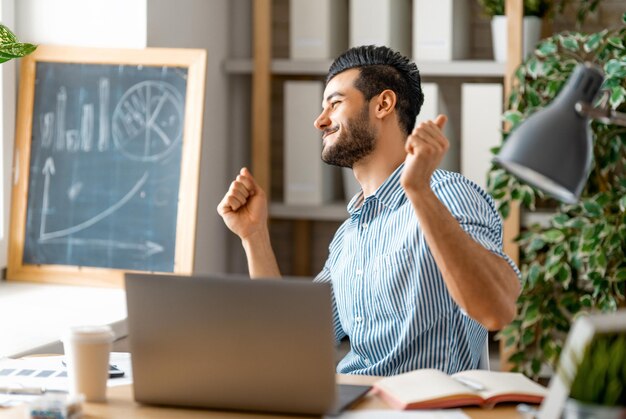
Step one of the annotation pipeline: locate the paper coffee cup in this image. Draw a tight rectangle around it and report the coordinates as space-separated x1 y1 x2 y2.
63 325 114 402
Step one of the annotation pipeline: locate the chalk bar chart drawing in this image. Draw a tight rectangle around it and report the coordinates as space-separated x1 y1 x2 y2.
9 46 207 287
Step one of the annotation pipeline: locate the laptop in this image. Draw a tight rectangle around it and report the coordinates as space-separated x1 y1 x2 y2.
124 273 370 416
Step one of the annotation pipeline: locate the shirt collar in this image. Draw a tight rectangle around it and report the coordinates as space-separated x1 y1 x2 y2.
346 163 407 215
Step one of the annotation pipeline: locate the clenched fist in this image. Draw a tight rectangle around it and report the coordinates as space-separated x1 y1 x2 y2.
400 114 449 194
217 168 268 240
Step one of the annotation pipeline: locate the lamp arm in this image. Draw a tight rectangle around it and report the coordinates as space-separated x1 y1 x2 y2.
575 101 626 127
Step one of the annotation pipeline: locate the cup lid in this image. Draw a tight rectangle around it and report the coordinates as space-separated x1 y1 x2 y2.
63 325 114 343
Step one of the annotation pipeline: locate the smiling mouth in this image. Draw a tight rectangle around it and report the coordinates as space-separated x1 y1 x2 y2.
322 127 339 140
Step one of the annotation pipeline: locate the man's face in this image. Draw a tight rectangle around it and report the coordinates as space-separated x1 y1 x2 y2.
314 69 377 168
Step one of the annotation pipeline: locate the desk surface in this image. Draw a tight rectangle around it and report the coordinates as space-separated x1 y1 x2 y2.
4 375 523 418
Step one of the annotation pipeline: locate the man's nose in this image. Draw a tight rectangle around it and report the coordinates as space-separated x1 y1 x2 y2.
314 109 330 131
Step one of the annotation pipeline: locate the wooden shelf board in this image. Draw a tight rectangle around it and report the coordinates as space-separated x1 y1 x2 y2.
225 59 506 77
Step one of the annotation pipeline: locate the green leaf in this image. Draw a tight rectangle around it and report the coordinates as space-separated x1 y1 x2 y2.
0 24 18 45
527 264 542 286
605 59 626 77
531 358 542 376
583 200 603 217
502 110 523 126
527 89 541 107
509 351 526 364
557 265 572 285
608 37 625 49
623 11 626 24
543 229 565 243
528 59 540 79
537 40 558 56
552 213 570 227
528 237 546 252
505 335 517 347
522 302 540 327
499 201 510 219
580 294 592 307
609 86 626 108
521 185 535 209
0 42 37 59
560 35 580 51
547 262 561 279
614 268 626 282
619 195 626 212
491 189 506 199
545 80 561 97
522 327 536 346
584 32 604 53
492 170 510 190
597 251 608 269
552 243 566 258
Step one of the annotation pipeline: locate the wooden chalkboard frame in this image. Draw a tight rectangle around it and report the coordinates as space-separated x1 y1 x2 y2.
8 45 207 287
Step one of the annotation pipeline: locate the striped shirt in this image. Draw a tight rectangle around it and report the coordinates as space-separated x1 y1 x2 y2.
314 163 520 376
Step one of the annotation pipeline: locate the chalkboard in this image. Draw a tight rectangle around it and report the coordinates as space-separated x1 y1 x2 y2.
8 46 207 287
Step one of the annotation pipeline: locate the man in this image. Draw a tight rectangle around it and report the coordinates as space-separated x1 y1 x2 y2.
218 45 520 376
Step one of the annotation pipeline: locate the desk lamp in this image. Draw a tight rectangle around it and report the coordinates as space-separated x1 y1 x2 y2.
493 62 626 203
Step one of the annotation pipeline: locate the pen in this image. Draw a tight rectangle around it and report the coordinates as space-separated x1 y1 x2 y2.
0 386 68 395
453 376 486 392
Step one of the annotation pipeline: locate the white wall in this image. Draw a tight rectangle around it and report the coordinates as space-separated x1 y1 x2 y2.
0 0 16 268
147 0 232 274
16 0 147 48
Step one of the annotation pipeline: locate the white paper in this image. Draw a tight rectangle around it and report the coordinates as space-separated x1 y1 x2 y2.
0 352 132 407
329 410 469 419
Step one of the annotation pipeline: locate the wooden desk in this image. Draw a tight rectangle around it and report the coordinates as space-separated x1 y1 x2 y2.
5 374 523 418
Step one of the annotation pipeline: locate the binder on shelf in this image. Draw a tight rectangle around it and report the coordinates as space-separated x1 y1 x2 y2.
413 0 468 61
284 81 334 205
350 0 411 57
415 83 459 172
290 0 348 59
461 83 503 190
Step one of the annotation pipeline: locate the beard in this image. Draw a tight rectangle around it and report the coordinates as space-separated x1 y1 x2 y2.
321 105 376 168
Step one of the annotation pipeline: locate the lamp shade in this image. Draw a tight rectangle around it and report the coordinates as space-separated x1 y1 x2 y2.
493 63 604 204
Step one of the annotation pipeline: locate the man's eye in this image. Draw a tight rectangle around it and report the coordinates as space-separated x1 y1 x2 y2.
331 101 340 109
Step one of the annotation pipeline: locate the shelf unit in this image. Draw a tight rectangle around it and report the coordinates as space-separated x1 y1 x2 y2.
248 0 524 276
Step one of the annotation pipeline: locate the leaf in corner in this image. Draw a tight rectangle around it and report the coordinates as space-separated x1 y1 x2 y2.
0 42 37 59
0 24 18 45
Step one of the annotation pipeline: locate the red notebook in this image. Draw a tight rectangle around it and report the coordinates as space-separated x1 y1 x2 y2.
373 369 547 410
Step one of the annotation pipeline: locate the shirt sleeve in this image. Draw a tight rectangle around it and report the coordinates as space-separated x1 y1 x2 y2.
431 173 521 279
314 266 347 344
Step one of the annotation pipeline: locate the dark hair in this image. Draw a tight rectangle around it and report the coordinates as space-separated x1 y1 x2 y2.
327 45 424 136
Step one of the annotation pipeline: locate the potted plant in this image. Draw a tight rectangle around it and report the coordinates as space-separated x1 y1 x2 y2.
487 15 626 380
0 23 37 63
476 0 601 62
563 332 626 417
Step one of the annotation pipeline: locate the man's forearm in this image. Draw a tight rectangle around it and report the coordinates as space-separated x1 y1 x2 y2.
241 229 281 278
406 188 520 330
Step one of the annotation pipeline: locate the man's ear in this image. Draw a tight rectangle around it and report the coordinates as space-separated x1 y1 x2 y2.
374 89 397 119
